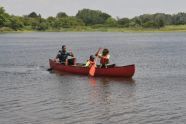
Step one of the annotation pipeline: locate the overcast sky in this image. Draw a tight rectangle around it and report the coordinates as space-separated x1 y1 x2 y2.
0 0 186 18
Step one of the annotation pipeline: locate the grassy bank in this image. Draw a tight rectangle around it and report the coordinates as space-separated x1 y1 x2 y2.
1 25 186 33
159 25 186 32
46 25 186 32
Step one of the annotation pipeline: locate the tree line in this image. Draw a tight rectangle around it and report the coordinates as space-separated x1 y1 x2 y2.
1 6 186 31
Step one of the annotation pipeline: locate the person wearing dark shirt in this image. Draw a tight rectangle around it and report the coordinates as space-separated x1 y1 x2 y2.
55 45 75 65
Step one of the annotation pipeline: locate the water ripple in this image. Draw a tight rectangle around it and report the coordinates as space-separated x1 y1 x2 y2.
0 32 186 124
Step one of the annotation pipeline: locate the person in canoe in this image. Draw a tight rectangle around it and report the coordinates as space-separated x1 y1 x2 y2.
55 45 75 65
85 55 95 67
96 48 110 68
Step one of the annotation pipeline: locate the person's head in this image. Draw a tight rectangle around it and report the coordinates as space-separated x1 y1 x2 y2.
102 48 109 56
62 45 66 52
89 55 95 61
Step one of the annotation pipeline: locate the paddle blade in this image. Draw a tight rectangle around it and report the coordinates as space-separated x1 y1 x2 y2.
89 64 96 76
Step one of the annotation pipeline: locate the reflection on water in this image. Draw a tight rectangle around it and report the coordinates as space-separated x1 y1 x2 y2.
88 76 135 86
88 76 136 106
86 75 137 123
88 77 97 86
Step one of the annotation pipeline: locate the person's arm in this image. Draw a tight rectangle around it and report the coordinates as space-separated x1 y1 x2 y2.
55 51 61 59
70 52 74 57
56 50 61 59
85 61 90 67
54 51 61 62
96 54 102 58
68 52 74 57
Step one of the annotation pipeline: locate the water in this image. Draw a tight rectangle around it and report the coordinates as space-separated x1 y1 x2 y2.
0 32 186 124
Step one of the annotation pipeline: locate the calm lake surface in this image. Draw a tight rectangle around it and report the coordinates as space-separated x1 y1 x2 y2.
0 32 186 124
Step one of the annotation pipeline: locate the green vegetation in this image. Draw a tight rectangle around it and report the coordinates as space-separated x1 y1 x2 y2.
1 6 186 32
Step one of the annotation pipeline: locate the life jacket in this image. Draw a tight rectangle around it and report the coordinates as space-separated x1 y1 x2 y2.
100 55 110 65
86 60 95 67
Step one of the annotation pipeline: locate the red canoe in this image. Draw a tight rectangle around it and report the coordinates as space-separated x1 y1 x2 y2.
49 59 135 78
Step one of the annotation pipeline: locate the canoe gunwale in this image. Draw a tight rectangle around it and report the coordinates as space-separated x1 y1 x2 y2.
50 59 134 69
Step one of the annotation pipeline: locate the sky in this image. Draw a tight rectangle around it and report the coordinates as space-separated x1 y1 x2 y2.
0 0 186 18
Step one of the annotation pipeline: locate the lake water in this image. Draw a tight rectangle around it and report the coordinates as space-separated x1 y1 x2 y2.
0 32 186 124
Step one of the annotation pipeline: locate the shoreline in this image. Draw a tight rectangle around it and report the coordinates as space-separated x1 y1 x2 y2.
1 25 186 33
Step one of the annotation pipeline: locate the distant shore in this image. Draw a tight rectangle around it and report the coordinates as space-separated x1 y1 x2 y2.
1 25 186 33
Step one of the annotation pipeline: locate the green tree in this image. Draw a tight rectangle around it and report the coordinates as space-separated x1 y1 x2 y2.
76 9 111 25
0 7 6 27
9 16 24 30
139 14 153 24
46 16 56 29
2 5 186 31
132 17 142 26
37 22 48 30
56 12 68 18
154 14 165 28
129 21 136 27
133 13 166 28
28 12 39 18
105 17 117 27
22 16 32 26
0 7 10 27
57 17 85 28
118 18 130 27
143 21 156 28
172 12 186 25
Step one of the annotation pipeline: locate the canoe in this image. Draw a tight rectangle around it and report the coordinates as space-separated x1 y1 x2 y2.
49 59 135 78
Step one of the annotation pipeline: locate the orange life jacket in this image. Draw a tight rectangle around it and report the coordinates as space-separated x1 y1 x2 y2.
100 55 109 64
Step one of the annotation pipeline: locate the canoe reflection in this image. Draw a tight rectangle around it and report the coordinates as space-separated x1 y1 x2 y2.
51 70 135 85
88 76 136 106
88 76 135 86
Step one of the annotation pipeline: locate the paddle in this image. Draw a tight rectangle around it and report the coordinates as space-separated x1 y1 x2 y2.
89 48 102 76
